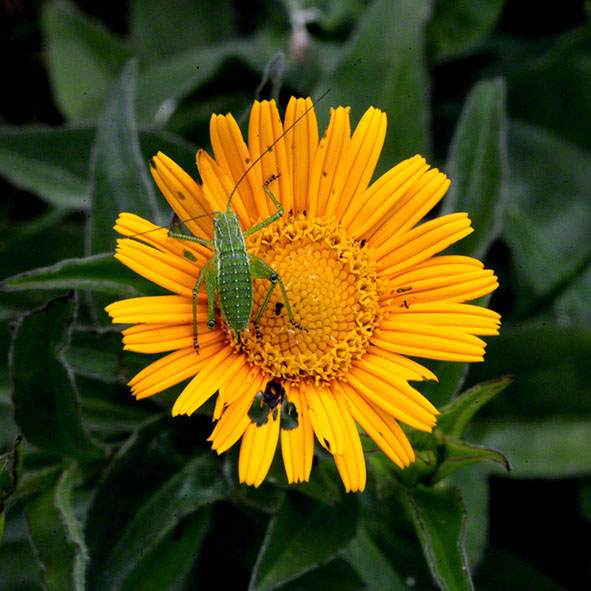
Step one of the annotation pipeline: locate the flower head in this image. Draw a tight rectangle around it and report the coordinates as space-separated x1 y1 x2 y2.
105 97 500 491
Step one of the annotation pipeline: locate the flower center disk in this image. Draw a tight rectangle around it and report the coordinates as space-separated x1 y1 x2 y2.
236 214 381 384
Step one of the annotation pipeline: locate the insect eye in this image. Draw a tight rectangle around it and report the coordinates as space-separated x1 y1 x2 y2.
208 319 216 329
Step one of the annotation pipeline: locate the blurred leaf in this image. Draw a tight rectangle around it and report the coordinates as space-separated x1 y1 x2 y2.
317 0 432 170
42 1 134 121
427 0 505 62
9 292 105 462
280 557 365 591
88 60 160 257
437 376 513 438
400 484 473 591
135 41 261 124
120 508 211 591
477 418 591 478
475 548 566 591
0 505 43 590
84 416 227 591
130 0 235 59
0 127 92 208
344 526 407 590
442 78 508 259
25 464 87 591
553 262 591 325
469 324 591 418
506 26 591 153
506 121 591 316
1 253 160 297
250 492 359 591
0 126 196 210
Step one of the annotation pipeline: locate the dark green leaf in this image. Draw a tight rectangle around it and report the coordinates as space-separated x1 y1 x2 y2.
25 464 88 591
432 438 510 482
279 557 365 591
506 121 591 316
469 324 591 418
88 60 160 257
42 1 134 120
0 505 44 590
506 26 591 153
317 0 432 171
120 508 211 591
427 0 505 62
0 127 91 208
477 418 591 478
84 417 227 591
0 126 196 210
475 548 566 591
442 78 508 259
1 253 160 297
344 526 407 590
436 376 513 438
446 464 491 569
130 0 235 59
135 41 255 124
250 492 359 591
400 484 473 591
9 293 105 462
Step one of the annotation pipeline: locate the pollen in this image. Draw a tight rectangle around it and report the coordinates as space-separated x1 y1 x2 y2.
236 214 381 384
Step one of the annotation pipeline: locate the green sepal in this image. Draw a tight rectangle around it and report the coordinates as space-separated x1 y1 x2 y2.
431 437 510 483
436 376 514 438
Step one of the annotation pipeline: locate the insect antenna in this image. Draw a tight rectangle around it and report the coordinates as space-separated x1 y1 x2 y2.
123 89 330 241
225 88 331 212
125 210 220 241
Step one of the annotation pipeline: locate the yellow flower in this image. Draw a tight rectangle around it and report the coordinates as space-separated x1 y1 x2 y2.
105 97 500 492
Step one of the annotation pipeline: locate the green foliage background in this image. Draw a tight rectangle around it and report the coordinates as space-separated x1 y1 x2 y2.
1 1 590 589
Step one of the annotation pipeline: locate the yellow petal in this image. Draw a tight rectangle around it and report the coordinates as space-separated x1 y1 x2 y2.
283 97 318 215
281 383 314 484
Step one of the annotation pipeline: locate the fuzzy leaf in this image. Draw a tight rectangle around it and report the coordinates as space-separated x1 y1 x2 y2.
317 0 432 171
1 253 159 297
400 484 473 591
42 1 134 120
432 437 510 483
436 376 514 438
9 293 105 462
442 78 508 259
25 464 88 591
250 492 359 591
84 417 227 591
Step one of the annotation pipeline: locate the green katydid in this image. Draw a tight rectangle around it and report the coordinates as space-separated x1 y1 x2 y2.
167 170 305 352
158 95 331 352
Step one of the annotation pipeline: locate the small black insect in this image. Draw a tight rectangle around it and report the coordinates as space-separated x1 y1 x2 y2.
275 302 284 316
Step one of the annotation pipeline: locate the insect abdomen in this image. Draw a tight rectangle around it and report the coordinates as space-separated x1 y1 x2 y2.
217 250 253 332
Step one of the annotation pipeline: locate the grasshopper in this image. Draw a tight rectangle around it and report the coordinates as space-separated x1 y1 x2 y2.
167 171 304 353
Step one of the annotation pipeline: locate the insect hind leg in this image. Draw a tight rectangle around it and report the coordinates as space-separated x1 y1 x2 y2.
249 255 306 342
